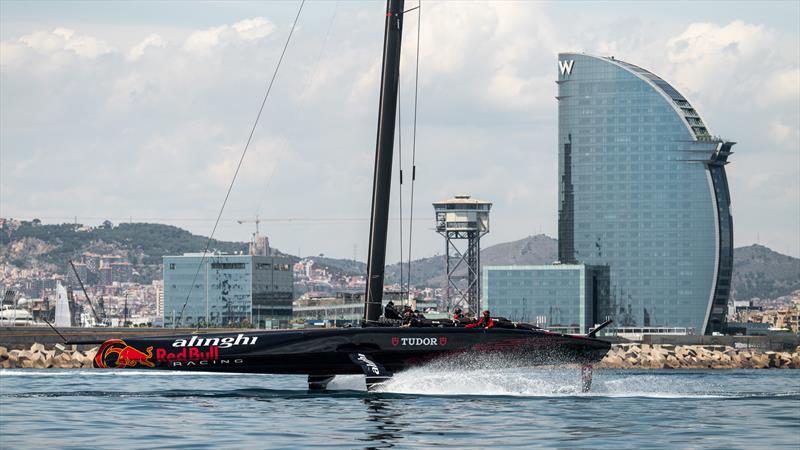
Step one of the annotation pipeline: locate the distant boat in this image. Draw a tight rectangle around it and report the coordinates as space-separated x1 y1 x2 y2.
0 305 45 327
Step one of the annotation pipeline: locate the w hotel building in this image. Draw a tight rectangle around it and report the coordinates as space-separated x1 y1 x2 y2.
557 54 734 335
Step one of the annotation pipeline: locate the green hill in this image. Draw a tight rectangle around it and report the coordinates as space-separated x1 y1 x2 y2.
732 244 800 300
2 220 798 301
0 220 249 282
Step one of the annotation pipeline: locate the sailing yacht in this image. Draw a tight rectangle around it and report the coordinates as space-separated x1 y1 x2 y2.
89 0 611 391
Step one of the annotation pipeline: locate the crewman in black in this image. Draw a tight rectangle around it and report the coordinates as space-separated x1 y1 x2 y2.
402 306 415 325
384 301 401 320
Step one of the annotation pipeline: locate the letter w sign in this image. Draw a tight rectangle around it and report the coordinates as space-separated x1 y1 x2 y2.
559 60 574 76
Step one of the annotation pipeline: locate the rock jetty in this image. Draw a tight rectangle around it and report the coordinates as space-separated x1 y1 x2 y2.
597 344 800 369
1 343 798 369
0 344 98 369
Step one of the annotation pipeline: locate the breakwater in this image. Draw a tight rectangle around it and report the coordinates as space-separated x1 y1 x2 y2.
597 343 799 369
2 342 799 369
1 343 98 368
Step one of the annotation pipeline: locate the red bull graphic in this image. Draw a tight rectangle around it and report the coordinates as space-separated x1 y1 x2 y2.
156 346 219 363
94 339 155 369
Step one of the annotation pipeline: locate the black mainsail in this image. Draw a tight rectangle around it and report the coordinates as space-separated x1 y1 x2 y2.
365 0 404 323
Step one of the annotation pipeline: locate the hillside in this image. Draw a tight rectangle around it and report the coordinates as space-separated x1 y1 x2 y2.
2 220 798 301
731 244 800 301
0 220 249 282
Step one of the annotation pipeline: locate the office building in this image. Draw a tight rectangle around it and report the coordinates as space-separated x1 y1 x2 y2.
557 53 734 334
483 264 609 334
163 253 293 328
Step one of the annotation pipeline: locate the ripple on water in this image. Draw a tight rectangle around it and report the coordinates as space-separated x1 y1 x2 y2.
1 369 799 449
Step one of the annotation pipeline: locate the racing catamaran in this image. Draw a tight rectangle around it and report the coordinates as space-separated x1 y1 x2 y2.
90 0 611 391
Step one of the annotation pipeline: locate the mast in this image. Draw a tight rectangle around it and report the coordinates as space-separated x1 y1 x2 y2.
365 0 405 322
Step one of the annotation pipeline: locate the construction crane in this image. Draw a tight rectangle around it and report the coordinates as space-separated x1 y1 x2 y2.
237 215 270 256
237 215 261 236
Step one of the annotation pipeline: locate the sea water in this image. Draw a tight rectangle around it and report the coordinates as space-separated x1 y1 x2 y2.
0 368 798 449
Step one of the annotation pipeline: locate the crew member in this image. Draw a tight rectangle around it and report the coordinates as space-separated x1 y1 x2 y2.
465 310 495 329
402 306 415 325
384 301 401 320
452 308 463 320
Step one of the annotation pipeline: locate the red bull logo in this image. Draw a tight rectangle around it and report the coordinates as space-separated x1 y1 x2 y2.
156 346 219 362
94 339 155 369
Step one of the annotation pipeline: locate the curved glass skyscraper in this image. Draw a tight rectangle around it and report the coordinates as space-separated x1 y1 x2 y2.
557 54 734 335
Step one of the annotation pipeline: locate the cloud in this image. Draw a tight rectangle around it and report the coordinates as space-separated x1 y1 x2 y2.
127 34 166 62
0 5 798 258
663 20 797 110
17 27 114 59
232 17 274 41
183 25 228 53
183 17 274 54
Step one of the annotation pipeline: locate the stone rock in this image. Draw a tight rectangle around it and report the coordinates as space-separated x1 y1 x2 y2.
30 343 45 353
665 355 680 369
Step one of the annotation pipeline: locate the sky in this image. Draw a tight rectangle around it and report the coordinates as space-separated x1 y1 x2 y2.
1 0 798 260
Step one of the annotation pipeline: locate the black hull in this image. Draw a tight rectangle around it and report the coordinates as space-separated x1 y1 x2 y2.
92 327 610 375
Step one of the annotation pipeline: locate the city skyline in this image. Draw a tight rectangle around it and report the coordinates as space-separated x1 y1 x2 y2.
1 1 798 261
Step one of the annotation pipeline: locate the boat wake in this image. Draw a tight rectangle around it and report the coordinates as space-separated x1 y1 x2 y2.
329 355 799 399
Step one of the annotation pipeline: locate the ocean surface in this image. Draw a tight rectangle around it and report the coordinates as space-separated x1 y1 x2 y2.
1 367 798 449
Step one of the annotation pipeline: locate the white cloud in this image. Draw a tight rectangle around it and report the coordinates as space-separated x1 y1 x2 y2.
663 20 785 105
18 27 114 59
759 68 800 108
182 16 273 54
0 5 798 258
183 25 228 54
232 17 274 41
127 34 167 62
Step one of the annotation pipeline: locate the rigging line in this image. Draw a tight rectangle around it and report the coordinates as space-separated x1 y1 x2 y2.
176 0 306 327
406 1 421 299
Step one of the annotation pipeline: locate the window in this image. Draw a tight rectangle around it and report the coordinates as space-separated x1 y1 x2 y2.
210 263 245 270
169 263 175 270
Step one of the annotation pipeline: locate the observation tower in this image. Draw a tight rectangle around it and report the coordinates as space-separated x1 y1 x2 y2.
433 195 492 315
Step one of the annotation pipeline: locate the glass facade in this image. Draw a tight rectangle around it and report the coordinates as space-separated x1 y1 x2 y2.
557 53 734 335
483 264 609 334
163 254 293 328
